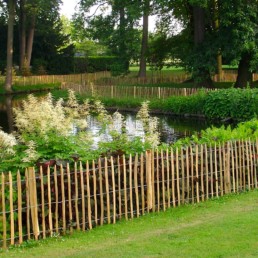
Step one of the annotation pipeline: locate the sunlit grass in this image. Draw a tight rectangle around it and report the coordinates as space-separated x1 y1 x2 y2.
1 190 258 257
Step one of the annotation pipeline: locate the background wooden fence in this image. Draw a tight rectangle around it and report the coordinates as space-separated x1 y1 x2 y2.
60 83 214 99
2 70 257 87
1 140 258 248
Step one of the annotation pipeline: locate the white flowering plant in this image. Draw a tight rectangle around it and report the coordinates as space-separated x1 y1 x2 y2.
0 92 160 173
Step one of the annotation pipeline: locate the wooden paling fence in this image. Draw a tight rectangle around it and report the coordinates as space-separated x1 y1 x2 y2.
61 83 214 99
8 69 258 87
1 140 258 248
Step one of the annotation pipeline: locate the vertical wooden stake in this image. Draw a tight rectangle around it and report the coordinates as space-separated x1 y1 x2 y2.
60 165 66 233
195 145 200 203
129 155 134 218
99 159 104 225
40 167 46 239
123 155 128 219
166 149 170 208
1 173 7 249
86 161 92 229
161 150 165 210
146 151 153 211
156 150 160 211
140 153 145 214
104 158 110 224
92 161 98 226
176 148 181 206
17 171 23 244
47 166 53 236
171 149 175 207
134 154 140 217
54 166 59 233
200 145 204 201
28 168 39 240
111 157 116 223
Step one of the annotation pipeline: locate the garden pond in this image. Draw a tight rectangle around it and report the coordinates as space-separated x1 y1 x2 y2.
0 94 221 145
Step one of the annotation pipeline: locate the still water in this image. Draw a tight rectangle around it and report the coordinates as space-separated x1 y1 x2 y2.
0 94 216 144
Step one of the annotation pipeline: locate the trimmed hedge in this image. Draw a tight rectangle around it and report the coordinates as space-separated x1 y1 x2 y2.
74 56 128 74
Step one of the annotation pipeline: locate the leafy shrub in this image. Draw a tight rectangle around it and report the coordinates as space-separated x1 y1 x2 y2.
203 88 258 121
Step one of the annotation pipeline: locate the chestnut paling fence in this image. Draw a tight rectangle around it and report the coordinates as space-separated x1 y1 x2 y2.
1 140 258 248
3 69 257 87
60 83 214 99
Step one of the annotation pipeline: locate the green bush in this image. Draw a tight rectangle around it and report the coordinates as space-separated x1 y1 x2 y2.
74 56 128 74
204 88 258 121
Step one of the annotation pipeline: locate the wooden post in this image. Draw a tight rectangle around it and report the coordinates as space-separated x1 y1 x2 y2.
140 153 145 214
176 148 181 205
200 145 204 201
92 160 98 226
166 149 170 208
186 147 190 202
123 155 128 219
111 157 116 223
161 150 165 210
40 167 46 239
86 162 92 229
25 169 31 239
67 164 73 233
219 143 224 195
28 167 39 240
61 165 67 233
104 158 110 224
214 144 219 197
146 150 153 211
129 155 134 218
134 154 140 217
156 150 160 211
195 145 200 203
99 159 104 225
17 171 23 244
171 149 176 207
117 156 122 219
47 167 53 236
1 173 7 249
54 166 59 233
181 148 185 204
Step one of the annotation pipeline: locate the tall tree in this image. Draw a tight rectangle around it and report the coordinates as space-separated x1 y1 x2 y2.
138 0 150 78
4 0 15 92
218 0 257 88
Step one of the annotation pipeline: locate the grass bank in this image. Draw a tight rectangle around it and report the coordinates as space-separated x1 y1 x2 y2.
1 190 258 257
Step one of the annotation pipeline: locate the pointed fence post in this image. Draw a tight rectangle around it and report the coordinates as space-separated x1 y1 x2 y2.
27 167 40 240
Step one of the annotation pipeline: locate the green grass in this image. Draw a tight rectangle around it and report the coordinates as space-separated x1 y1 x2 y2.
0 83 61 95
2 190 258 257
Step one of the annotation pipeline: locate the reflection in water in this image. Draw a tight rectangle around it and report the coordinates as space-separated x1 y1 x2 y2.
0 95 214 143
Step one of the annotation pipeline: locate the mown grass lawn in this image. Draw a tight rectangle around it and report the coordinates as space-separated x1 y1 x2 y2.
1 189 258 258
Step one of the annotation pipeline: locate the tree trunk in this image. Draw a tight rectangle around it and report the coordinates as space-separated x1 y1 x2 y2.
26 14 36 68
213 0 223 81
5 0 16 93
19 0 26 71
193 5 213 88
138 0 149 78
235 52 252 88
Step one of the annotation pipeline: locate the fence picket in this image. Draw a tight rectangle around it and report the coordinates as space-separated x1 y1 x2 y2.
111 157 116 223
118 157 122 219
176 148 180 205
200 145 204 201
1 173 7 249
246 141 251 190
140 153 145 214
54 166 59 233
74 162 80 230
214 144 219 197
17 171 23 244
156 150 160 211
47 167 53 236
40 167 46 239
86 161 92 229
61 165 66 233
181 148 185 204
161 150 165 210
129 155 133 218
98 159 104 225
134 154 140 217
105 158 110 224
123 155 128 219
25 169 31 239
